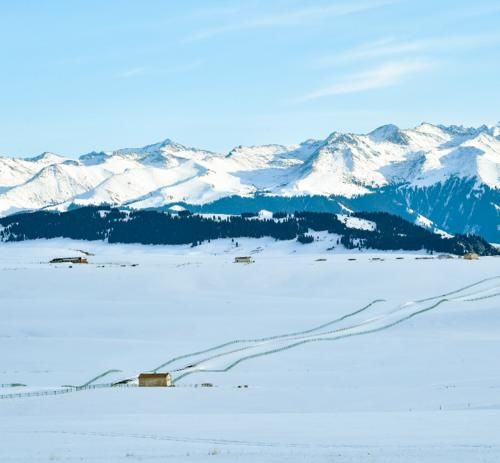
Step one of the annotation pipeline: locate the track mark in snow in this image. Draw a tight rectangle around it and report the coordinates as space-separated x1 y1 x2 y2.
169 277 500 384
35 430 500 451
2 277 498 399
152 299 385 372
71 369 122 388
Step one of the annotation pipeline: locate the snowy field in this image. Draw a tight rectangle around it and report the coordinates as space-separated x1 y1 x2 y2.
1 238 500 462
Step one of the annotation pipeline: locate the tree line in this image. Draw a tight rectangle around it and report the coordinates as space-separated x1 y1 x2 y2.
0 206 496 255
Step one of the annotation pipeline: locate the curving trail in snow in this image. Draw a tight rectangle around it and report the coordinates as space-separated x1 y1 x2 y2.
168 277 500 384
1 277 498 399
151 299 386 372
66 369 123 388
36 429 352 449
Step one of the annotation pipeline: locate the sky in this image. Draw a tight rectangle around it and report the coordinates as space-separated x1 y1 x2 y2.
1 0 499 157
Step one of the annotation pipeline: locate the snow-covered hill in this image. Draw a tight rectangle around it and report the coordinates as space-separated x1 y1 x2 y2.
0 123 498 239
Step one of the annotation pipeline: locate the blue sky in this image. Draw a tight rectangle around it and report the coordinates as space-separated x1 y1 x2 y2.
1 0 499 157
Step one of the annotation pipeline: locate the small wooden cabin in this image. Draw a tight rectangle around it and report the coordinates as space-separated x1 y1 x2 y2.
234 256 254 264
50 257 88 264
138 372 172 387
463 252 480 260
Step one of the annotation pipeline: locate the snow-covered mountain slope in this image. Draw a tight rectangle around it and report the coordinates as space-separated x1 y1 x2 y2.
0 152 66 188
0 156 141 216
0 123 498 238
285 123 500 196
72 162 204 207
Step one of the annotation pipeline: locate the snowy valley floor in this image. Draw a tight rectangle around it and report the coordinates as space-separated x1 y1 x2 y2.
1 238 500 462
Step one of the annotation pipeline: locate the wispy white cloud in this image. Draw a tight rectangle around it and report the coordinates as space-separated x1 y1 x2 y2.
117 60 203 79
183 1 396 43
317 33 500 67
303 31 499 100
300 59 434 101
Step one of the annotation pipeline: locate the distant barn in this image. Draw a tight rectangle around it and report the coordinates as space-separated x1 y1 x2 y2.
138 372 172 387
50 257 88 264
234 256 254 264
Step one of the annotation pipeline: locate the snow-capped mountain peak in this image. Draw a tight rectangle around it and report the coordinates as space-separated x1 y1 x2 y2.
0 123 498 221
369 124 409 145
26 152 67 164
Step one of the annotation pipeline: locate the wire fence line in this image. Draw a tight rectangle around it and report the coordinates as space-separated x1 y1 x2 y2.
72 369 123 388
414 276 500 303
155 276 500 375
0 382 222 400
172 279 500 384
152 299 385 372
0 383 137 400
172 297 451 384
3 276 499 396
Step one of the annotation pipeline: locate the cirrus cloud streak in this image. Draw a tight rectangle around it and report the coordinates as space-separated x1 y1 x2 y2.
299 59 435 101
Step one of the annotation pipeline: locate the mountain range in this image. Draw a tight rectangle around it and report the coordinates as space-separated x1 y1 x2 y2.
1 122 499 241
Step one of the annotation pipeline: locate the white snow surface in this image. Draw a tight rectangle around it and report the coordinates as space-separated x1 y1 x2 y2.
0 123 499 215
1 238 500 462
337 214 376 230
412 211 454 238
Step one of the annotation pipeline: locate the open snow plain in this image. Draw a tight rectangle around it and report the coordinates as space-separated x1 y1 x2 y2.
1 238 500 462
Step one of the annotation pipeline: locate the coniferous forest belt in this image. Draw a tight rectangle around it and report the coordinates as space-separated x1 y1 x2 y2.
0 207 497 256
